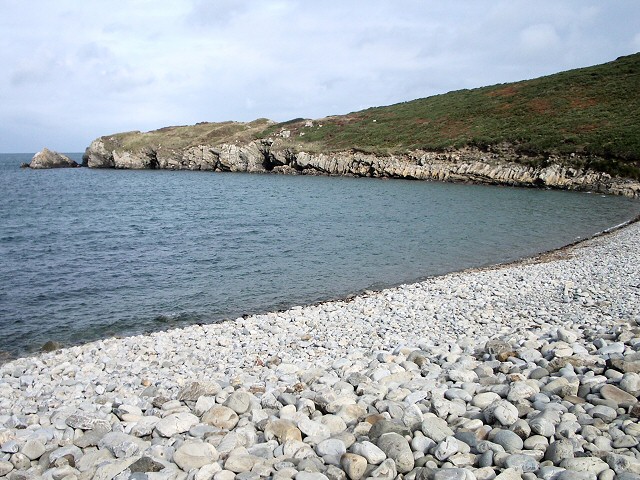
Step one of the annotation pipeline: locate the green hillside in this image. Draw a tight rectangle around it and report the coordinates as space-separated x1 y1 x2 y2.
261 53 640 179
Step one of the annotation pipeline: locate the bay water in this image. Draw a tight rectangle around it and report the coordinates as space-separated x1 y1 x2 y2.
1 153 638 359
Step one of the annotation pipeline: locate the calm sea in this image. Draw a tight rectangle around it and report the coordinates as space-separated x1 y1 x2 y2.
1 153 638 359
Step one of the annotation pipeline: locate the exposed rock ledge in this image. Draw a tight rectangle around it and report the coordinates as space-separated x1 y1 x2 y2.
25 148 79 169
83 139 640 198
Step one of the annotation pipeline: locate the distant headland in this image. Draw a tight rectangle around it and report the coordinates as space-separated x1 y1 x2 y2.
31 53 640 197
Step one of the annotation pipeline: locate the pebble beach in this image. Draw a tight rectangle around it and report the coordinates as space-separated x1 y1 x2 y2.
1 220 639 480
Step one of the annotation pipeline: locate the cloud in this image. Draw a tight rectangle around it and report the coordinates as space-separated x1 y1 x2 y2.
1 0 640 152
77 42 112 62
519 24 561 55
10 63 52 87
186 0 251 27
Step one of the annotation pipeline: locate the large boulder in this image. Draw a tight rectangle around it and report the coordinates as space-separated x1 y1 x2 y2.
28 148 79 169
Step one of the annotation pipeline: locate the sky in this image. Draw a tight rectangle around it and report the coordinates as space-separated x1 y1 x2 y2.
1 1 639 153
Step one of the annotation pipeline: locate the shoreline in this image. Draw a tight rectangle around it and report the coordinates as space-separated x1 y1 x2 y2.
0 218 639 478
6 211 639 365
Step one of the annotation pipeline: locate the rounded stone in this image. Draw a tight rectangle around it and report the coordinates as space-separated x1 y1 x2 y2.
316 438 347 462
173 441 219 471
10 452 30 470
433 468 469 480
524 435 548 451
493 430 524 453
350 441 386 465
529 368 550 380
544 439 574 464
504 454 539 473
599 384 638 408
155 412 200 437
0 460 13 476
485 400 519 426
264 419 303 443
472 392 501 409
224 453 259 473
589 405 617 423
421 416 455 442
196 463 223 480
298 418 331 440
21 439 46 460
202 405 240 430
508 382 538 402
434 436 459 461
223 391 254 414
376 432 414 474
620 373 640 395
510 419 531 440
295 473 330 480
612 435 639 449
341 453 367 480
561 457 609 475
214 471 236 480
529 416 556 438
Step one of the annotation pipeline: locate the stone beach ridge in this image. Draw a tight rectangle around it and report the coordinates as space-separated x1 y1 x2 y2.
1 221 640 480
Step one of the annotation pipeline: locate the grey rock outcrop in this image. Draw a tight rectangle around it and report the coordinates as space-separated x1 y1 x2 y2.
82 138 640 197
28 148 79 169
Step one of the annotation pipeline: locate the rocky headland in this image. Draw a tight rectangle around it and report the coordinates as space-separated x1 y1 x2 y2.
1 219 639 479
77 53 640 197
82 137 640 198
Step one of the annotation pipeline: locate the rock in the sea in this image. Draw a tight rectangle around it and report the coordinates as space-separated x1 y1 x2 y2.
29 148 79 169
41 340 63 352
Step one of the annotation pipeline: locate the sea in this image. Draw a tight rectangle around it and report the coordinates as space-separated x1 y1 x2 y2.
1 152 638 359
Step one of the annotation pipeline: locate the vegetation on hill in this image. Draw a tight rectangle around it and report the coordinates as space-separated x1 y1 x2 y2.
99 54 640 179
261 53 640 179
99 118 273 153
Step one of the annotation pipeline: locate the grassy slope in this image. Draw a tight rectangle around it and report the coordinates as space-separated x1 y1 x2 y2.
99 118 274 153
101 54 640 179
262 53 640 178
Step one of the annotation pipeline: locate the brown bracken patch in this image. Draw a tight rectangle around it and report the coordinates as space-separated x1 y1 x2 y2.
438 120 471 138
528 98 554 114
487 85 520 97
570 97 598 108
573 123 599 133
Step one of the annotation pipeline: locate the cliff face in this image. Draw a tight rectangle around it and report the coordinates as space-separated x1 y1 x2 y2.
83 139 640 198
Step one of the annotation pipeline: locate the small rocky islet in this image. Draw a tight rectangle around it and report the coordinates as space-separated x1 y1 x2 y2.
1 221 640 480
22 149 79 169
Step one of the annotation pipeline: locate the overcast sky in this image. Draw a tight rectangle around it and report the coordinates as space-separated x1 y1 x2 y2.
1 1 639 153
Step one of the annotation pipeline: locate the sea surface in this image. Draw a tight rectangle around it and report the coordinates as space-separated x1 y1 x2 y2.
1 153 638 359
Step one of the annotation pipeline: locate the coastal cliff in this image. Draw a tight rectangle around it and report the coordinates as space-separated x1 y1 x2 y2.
83 137 640 197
